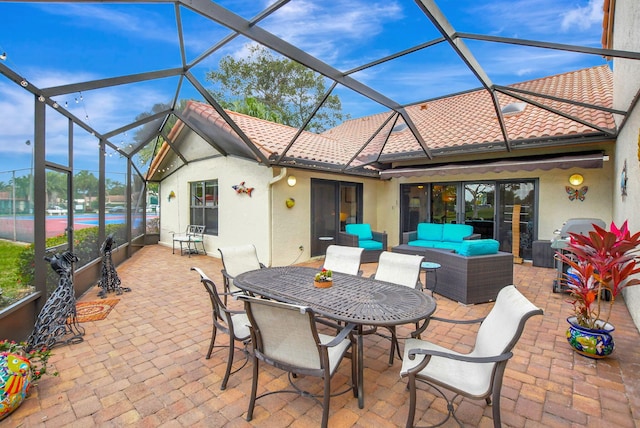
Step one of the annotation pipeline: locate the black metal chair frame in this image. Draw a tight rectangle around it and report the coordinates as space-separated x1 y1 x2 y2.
191 267 250 390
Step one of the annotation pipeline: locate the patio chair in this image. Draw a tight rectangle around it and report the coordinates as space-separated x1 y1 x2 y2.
323 245 364 276
370 251 425 365
190 267 251 390
172 225 206 257
400 285 543 428
218 244 266 304
337 223 388 263
237 295 358 428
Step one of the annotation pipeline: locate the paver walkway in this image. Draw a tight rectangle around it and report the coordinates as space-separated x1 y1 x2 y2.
7 244 640 427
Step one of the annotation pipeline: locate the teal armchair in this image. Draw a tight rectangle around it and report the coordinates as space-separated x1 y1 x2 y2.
337 223 387 263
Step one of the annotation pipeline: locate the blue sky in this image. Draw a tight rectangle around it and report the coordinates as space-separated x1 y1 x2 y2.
0 0 609 176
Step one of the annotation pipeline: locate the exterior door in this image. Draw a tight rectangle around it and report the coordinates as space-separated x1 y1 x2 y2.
311 180 337 257
310 179 362 257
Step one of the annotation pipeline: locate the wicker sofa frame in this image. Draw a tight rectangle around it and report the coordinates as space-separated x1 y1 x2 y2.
392 244 513 304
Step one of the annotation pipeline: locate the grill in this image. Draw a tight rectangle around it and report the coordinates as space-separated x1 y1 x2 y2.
552 218 606 293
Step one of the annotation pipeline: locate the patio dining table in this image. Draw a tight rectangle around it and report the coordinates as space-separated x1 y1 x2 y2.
234 265 437 408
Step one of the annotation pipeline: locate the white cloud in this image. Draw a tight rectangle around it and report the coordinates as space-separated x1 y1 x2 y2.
40 3 178 45
561 0 603 32
259 0 403 64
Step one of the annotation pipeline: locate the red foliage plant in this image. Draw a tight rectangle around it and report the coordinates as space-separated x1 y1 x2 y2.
559 221 640 329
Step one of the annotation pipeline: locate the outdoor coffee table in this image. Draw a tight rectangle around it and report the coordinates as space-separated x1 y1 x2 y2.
234 265 437 408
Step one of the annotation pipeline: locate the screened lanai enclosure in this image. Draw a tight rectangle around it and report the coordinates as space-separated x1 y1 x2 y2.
1 0 639 338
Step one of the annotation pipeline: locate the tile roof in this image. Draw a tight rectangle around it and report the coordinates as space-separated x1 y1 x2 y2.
166 65 614 175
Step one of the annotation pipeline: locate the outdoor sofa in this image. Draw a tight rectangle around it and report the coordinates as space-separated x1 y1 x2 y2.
393 227 513 304
403 222 479 251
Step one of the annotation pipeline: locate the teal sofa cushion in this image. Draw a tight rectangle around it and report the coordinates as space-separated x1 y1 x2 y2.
407 240 461 251
360 239 383 250
442 224 473 242
346 224 373 241
417 223 443 241
457 239 500 256
408 240 438 248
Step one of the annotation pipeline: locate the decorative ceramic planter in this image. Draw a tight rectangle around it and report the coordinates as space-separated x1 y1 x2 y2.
314 280 333 288
566 316 615 358
0 352 32 421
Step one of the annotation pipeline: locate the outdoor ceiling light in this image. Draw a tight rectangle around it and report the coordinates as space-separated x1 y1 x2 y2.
287 175 297 187
569 173 584 186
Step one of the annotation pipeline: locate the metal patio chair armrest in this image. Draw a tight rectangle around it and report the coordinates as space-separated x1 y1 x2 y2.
323 322 357 348
429 315 487 325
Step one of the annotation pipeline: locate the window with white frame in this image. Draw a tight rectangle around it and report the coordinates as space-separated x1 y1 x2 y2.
190 180 218 235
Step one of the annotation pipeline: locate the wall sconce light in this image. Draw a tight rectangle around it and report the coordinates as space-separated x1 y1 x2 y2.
287 175 297 187
568 173 584 186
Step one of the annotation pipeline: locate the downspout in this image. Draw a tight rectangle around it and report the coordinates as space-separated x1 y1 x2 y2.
267 167 287 266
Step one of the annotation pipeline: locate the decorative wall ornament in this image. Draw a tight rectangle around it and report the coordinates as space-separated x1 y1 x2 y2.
285 197 295 208
566 186 588 201
621 159 628 196
232 181 254 196
167 190 175 202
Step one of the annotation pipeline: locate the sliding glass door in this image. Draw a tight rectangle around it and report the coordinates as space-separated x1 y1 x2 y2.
497 181 536 259
400 179 537 259
464 183 496 239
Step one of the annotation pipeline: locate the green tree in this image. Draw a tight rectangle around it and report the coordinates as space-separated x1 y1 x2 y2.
106 179 125 196
46 170 67 207
207 45 345 133
74 170 98 200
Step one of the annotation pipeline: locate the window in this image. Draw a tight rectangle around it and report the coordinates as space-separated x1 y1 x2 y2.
190 180 218 235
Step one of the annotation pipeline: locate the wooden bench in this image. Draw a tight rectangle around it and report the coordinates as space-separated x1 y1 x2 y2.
172 225 206 257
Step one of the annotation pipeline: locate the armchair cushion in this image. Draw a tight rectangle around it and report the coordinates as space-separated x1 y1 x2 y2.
359 239 384 250
345 224 373 241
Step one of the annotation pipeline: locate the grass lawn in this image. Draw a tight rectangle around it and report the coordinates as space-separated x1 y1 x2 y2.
0 240 33 307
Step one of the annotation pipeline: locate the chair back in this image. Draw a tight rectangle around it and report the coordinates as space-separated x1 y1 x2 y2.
191 267 228 324
240 296 323 370
345 224 373 241
373 251 423 288
219 244 263 291
472 285 543 357
323 245 363 275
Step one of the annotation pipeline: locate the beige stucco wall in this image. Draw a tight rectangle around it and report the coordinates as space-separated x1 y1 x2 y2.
612 0 640 328
270 169 381 266
159 132 274 265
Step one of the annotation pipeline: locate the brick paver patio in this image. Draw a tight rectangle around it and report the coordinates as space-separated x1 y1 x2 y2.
6 244 640 427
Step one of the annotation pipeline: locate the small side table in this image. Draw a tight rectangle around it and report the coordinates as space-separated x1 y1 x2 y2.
421 261 441 297
318 236 334 255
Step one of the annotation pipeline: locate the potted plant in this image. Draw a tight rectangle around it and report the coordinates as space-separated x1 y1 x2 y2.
558 220 640 358
0 340 58 420
314 268 333 288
